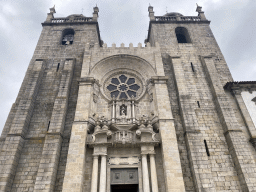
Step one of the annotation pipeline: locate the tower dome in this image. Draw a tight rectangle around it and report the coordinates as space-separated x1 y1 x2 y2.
163 12 183 16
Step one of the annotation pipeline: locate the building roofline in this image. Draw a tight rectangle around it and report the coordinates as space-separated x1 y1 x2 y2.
224 81 256 90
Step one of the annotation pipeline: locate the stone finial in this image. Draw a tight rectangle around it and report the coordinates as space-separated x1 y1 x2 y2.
93 6 99 21
148 5 155 21
138 43 142 48
103 43 107 48
46 5 56 22
50 5 56 14
129 43 133 48
121 43 125 47
112 43 116 48
196 4 207 20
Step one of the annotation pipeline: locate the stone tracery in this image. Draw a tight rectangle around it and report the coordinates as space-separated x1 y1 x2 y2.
106 74 141 100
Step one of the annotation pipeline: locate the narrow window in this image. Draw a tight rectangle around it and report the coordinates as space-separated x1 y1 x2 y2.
47 121 50 131
62 29 75 45
57 63 60 72
197 101 200 108
191 62 195 72
204 140 210 156
175 27 191 43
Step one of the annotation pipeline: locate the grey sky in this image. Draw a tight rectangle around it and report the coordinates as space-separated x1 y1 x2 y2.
0 0 255 133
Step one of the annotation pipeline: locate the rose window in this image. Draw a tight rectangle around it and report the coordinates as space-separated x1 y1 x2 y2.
106 74 141 99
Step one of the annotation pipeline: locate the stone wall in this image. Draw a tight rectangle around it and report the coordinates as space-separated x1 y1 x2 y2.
0 20 100 191
151 21 256 191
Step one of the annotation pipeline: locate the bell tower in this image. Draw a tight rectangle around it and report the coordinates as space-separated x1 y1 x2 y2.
146 4 256 192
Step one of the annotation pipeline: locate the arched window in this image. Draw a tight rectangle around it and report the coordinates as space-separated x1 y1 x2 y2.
62 29 74 45
175 27 191 43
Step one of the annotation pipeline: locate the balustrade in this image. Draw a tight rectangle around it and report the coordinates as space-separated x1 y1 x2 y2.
155 16 201 22
180 16 201 21
155 16 177 21
51 17 93 23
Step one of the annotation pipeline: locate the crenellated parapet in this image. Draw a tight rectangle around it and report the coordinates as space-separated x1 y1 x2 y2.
84 42 162 79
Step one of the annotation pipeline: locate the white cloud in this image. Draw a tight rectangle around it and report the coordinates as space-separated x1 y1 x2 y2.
2 3 17 16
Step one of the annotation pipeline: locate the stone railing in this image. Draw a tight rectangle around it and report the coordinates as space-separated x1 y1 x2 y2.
113 131 135 144
51 17 93 23
180 16 201 21
155 16 201 22
155 16 177 21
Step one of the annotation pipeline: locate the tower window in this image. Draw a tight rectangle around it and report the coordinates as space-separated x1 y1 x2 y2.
57 63 60 72
175 27 191 43
204 140 210 156
191 62 195 72
62 29 74 45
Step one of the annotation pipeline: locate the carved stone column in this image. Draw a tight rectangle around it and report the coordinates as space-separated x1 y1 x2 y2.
99 155 107 192
91 155 99 192
131 98 135 123
150 154 159 192
142 154 150 192
112 98 116 123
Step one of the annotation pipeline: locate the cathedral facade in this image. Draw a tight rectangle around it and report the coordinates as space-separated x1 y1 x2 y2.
1 5 256 192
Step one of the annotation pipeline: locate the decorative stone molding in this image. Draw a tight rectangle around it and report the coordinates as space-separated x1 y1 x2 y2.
91 118 112 142
79 77 99 86
93 146 107 156
108 156 140 165
136 117 158 142
93 93 98 103
141 145 155 155
150 76 168 84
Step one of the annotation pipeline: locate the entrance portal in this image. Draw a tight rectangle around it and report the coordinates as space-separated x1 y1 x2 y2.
111 184 138 192
110 168 139 191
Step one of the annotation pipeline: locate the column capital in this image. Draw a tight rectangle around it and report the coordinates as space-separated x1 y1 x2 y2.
141 145 155 155
93 154 99 158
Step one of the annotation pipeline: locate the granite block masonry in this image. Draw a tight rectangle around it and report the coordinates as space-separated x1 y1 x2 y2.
1 4 256 192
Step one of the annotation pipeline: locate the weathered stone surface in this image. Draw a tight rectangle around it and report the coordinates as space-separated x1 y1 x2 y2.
1 5 256 192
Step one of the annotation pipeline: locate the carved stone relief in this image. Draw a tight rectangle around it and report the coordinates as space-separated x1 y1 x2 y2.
108 156 140 165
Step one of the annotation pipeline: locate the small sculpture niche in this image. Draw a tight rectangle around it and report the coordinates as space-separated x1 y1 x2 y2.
120 104 127 116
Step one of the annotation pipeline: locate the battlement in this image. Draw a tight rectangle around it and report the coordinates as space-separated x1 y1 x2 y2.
91 42 159 49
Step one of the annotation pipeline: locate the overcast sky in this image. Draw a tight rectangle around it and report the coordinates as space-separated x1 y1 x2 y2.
0 0 255 133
